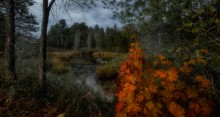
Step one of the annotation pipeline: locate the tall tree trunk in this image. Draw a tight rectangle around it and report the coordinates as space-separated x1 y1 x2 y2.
39 0 49 96
4 0 16 80
39 0 55 97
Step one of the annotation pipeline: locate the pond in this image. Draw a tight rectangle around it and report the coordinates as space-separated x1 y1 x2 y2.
71 56 114 102
47 54 115 102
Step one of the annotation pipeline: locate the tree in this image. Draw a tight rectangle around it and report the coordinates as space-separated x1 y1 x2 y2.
0 11 5 51
48 19 68 48
103 0 219 53
38 0 56 96
39 0 95 96
0 0 38 51
4 0 16 80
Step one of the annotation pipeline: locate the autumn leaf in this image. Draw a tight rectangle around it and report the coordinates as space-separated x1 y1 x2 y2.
116 113 126 117
116 102 124 113
180 62 193 74
168 101 185 117
200 49 208 54
161 60 172 65
143 108 150 115
144 88 152 100
154 70 167 79
167 67 179 81
185 88 198 99
195 75 210 88
146 101 155 110
159 54 166 61
127 103 141 113
166 81 175 92
149 84 158 93
189 102 200 114
136 94 144 103
118 92 126 101
125 75 135 83
124 83 136 93
196 57 207 65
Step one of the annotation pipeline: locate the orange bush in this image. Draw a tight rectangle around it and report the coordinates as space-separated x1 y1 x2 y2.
115 37 214 117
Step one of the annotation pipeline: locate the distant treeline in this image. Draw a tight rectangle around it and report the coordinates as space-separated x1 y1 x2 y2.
47 19 131 52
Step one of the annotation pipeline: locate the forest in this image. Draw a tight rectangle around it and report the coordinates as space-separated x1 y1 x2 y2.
0 0 220 117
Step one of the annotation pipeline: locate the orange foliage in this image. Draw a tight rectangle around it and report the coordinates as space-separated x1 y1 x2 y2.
115 36 214 117
169 101 185 117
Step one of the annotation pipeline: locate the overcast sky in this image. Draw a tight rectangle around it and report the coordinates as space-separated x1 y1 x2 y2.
29 0 122 36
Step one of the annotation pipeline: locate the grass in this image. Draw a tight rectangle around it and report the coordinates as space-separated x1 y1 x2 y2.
96 65 118 80
95 54 127 81
93 52 119 58
46 72 115 117
48 50 81 61
47 50 81 74
49 58 68 74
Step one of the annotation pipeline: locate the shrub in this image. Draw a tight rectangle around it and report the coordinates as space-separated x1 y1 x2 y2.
115 37 216 117
49 58 68 74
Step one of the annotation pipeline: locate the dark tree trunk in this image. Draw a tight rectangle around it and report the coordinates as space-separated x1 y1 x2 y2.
39 0 49 96
4 0 16 80
38 0 55 97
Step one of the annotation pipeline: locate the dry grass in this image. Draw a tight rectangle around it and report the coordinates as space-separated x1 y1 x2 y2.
95 54 127 80
48 50 81 61
93 52 119 58
50 58 68 74
47 50 81 74
96 64 118 80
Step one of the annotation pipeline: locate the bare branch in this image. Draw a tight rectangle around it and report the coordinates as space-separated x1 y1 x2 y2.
48 0 56 12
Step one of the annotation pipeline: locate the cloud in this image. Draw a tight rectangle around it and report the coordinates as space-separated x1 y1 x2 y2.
29 0 122 36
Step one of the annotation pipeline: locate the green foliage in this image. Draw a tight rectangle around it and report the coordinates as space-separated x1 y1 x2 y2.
47 19 69 48
103 0 220 54
100 26 130 52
